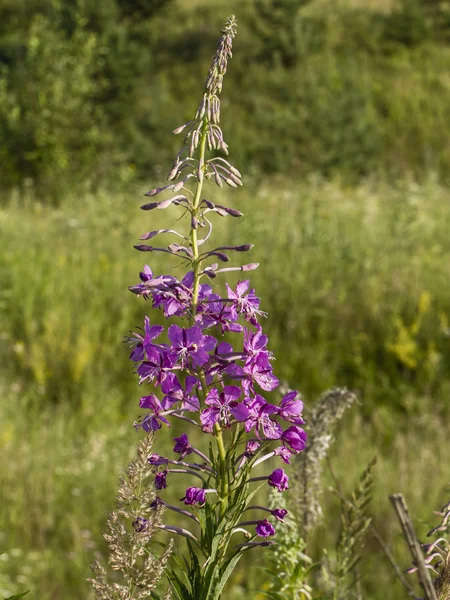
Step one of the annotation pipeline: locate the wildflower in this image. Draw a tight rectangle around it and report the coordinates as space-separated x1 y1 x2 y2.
122 15 307 598
255 519 276 538
168 325 216 368
245 440 261 457
148 454 169 465
274 445 292 464
182 487 206 506
173 434 193 459
200 386 249 432
271 508 288 522
243 353 279 393
226 280 263 325
282 425 307 453
132 516 148 532
268 468 289 492
279 391 305 425
138 394 170 431
155 470 168 490
244 395 283 440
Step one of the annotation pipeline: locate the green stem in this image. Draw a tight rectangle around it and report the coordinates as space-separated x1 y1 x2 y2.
214 424 229 519
189 121 229 598
191 126 208 314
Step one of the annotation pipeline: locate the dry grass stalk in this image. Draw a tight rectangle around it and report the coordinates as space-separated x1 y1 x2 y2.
89 434 173 599
294 387 358 535
390 493 437 600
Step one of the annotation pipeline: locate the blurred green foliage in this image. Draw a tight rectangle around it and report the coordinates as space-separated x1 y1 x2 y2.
2 2 450 598
2 179 450 415
2 0 450 195
1 179 450 598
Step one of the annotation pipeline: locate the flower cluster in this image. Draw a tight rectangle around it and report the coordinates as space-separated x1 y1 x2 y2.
126 15 307 598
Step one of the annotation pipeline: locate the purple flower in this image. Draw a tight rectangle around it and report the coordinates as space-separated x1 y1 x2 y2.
245 440 260 457
282 426 307 454
160 373 184 408
181 375 200 412
136 347 174 386
139 394 170 431
271 508 288 522
148 454 169 465
243 395 282 440
268 468 289 492
155 469 168 490
134 267 192 317
226 280 263 325
279 391 305 425
182 487 206 506
149 497 165 510
173 434 193 459
243 353 279 393
159 271 194 317
127 316 165 362
255 519 276 538
132 516 148 532
273 446 292 464
168 325 216 368
198 296 243 333
200 386 249 432
140 264 153 281
243 327 270 359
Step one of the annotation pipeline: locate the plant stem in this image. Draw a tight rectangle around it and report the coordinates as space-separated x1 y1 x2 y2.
188 122 229 519
191 127 208 311
214 423 229 518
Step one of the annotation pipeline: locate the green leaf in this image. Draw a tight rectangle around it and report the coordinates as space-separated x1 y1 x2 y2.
6 593 30 600
167 568 192 600
213 551 244 600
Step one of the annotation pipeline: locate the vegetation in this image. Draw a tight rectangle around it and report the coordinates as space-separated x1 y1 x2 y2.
2 0 450 597
1 178 450 598
2 0 450 195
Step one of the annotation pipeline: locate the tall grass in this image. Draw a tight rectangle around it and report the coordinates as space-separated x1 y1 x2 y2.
1 177 450 597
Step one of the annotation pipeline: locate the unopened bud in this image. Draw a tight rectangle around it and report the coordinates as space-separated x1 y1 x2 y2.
242 263 259 272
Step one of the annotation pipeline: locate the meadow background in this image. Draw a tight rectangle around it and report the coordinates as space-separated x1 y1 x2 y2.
1 0 450 597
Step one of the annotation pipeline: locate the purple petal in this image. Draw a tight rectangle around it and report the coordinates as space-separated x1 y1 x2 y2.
205 389 220 408
200 407 219 432
182 271 195 288
139 394 159 410
191 348 211 367
230 402 249 422
223 385 242 402
236 280 249 296
200 335 217 351
168 324 183 346
261 419 283 440
186 326 203 346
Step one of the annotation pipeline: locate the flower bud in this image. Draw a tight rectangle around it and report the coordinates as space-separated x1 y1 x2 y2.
268 468 289 492
255 519 276 538
155 470 168 490
182 487 206 506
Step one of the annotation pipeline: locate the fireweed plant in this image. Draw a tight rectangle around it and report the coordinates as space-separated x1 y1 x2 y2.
126 16 307 599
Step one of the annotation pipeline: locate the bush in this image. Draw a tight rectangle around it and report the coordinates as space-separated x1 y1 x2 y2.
0 12 113 194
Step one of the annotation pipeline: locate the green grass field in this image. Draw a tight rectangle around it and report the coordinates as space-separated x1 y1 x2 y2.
1 176 450 598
